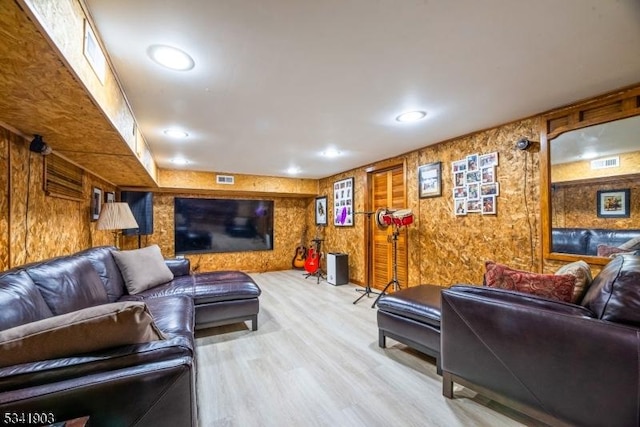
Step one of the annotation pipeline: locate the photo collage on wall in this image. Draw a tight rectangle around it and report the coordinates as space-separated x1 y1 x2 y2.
452 152 499 216
333 177 354 226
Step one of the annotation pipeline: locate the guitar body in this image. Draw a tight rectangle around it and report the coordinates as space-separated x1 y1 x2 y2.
304 247 319 274
292 227 308 269
292 245 307 269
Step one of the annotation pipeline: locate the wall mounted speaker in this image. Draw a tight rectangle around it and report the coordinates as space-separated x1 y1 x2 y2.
121 191 154 235
516 138 532 150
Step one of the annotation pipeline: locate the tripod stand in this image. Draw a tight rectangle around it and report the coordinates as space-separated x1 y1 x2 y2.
353 210 380 304
304 238 325 284
372 226 402 308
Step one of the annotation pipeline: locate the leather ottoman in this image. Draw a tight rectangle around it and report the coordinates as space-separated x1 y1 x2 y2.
377 284 443 373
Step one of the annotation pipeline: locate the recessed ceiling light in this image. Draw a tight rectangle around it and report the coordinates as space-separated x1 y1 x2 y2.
148 45 195 71
396 111 427 122
171 157 190 166
321 148 342 158
164 128 189 138
287 167 301 175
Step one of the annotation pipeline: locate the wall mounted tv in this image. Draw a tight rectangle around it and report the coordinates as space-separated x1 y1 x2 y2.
174 197 274 255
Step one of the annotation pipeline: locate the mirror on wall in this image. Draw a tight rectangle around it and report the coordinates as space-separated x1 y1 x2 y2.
541 86 640 265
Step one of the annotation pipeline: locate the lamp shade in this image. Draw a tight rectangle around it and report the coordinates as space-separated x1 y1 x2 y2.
97 202 139 230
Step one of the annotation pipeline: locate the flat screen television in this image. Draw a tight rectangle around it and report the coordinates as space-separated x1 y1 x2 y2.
174 197 274 255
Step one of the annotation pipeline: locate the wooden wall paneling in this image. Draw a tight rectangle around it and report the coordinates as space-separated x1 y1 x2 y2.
0 129 9 270
9 133 29 267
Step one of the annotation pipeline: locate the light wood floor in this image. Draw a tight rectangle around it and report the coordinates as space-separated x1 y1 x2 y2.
195 270 546 427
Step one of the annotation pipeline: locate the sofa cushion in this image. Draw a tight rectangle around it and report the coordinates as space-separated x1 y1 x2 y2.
0 269 53 331
112 245 174 295
0 301 165 368
554 260 593 303
484 261 575 303
74 246 126 302
25 257 109 316
580 255 640 326
597 244 629 258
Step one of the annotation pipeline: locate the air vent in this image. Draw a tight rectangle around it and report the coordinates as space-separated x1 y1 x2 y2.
590 156 619 170
216 175 235 184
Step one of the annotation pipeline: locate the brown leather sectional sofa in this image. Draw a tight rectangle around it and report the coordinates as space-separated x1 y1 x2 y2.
441 255 640 427
0 246 261 426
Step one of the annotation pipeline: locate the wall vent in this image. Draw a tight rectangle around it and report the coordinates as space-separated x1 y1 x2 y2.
216 175 235 184
590 156 619 170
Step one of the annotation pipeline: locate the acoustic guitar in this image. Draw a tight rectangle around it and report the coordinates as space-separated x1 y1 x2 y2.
304 238 322 274
292 228 307 269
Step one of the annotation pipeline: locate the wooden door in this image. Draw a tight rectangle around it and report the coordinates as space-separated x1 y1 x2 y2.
369 165 407 291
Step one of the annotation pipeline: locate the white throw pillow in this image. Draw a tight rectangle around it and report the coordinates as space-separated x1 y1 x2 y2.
555 260 593 303
112 245 174 294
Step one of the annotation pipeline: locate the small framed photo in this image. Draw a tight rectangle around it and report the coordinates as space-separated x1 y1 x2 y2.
479 152 499 168
452 159 467 173
466 153 479 172
315 196 328 226
481 166 495 184
467 183 480 201
482 195 496 215
453 171 466 188
597 189 630 218
467 199 482 213
104 191 115 203
334 177 354 226
466 170 481 184
418 162 442 198
453 187 468 199
91 187 102 221
454 198 467 216
481 182 500 196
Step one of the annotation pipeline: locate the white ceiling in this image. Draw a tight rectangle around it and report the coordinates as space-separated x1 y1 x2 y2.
83 0 640 179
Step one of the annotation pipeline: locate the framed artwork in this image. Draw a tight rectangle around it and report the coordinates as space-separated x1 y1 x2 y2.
481 182 500 196
315 196 328 225
418 162 442 198
452 159 467 173
104 191 115 203
481 166 495 184
482 195 496 215
466 153 479 172
479 152 499 168
597 189 630 218
454 198 467 216
91 187 102 221
333 177 354 226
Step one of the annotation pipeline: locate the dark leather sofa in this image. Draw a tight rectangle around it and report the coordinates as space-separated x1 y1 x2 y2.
551 227 640 255
0 246 261 426
441 255 640 427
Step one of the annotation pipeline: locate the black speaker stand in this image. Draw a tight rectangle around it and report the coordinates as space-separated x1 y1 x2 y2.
353 283 380 304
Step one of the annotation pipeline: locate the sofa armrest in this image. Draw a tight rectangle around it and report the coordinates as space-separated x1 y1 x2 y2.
441 287 640 427
165 258 190 277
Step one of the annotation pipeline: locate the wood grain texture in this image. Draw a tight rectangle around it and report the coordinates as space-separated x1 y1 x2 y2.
0 0 155 187
195 270 544 427
318 119 541 288
0 126 115 270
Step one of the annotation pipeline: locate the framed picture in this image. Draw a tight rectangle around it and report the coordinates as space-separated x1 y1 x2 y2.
104 191 115 203
482 195 496 215
452 159 467 173
481 166 495 184
91 187 102 221
479 152 499 168
418 162 442 198
597 189 630 218
334 177 354 226
454 198 467 216
481 182 500 196
466 153 479 172
453 171 466 188
315 196 328 225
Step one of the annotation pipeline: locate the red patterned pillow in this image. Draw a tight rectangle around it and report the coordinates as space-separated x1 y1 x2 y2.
484 261 576 303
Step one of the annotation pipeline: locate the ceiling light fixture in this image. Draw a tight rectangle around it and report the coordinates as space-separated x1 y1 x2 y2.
396 110 427 122
287 167 300 175
148 45 195 71
164 128 189 138
171 158 190 166
321 148 342 158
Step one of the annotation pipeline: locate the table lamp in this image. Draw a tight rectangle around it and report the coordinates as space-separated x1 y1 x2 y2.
96 202 139 249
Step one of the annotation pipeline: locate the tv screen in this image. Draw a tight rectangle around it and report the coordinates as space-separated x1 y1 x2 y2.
174 198 274 255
